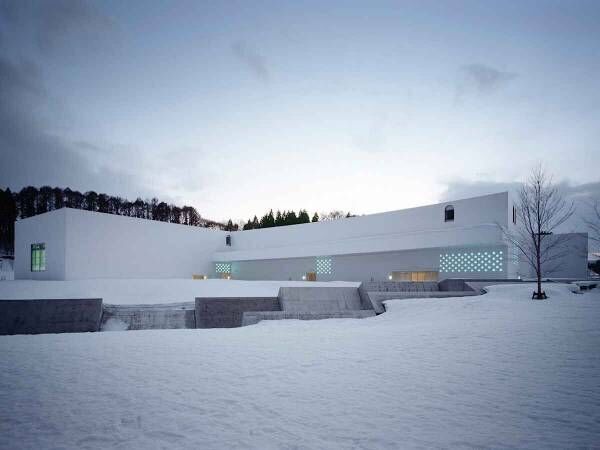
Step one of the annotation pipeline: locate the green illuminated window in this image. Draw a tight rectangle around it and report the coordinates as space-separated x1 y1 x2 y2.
315 257 332 275
31 243 46 272
215 262 231 274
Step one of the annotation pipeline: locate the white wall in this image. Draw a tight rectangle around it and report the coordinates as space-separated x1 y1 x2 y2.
216 192 510 261
230 245 510 282
518 233 589 280
64 209 226 280
15 209 67 280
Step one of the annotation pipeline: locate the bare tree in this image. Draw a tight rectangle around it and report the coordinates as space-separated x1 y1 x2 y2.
320 210 350 221
583 199 600 244
504 166 575 299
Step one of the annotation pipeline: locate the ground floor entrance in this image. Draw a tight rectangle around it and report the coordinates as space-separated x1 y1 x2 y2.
390 271 438 282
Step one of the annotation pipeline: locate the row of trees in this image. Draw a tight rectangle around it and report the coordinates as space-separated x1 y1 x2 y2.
0 185 358 253
0 186 227 254
239 209 355 231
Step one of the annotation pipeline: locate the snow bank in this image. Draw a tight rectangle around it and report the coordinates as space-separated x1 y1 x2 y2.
0 279 359 305
0 284 599 449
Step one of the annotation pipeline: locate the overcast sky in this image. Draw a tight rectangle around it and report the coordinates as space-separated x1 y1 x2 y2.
1 0 599 224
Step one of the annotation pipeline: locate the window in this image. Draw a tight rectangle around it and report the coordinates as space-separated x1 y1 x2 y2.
439 250 503 273
512 206 517 224
225 235 231 246
444 205 454 222
315 257 332 275
215 262 231 274
31 243 46 272
390 271 438 281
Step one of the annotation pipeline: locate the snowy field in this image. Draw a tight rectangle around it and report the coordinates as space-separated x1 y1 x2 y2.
0 279 359 304
1 283 599 449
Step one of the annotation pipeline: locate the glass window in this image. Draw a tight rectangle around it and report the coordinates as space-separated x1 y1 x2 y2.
31 243 46 272
439 250 504 273
215 262 231 274
315 257 332 275
444 205 454 222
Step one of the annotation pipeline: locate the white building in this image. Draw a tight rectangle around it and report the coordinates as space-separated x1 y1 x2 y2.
14 192 588 282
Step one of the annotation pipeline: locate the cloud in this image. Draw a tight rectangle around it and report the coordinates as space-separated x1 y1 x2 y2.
0 53 153 199
0 0 113 53
457 64 517 98
232 41 269 82
36 0 112 52
0 2 156 200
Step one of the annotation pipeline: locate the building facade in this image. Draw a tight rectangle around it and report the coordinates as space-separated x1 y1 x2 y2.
14 192 588 281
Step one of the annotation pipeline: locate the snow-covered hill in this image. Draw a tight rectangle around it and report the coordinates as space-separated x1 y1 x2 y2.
1 284 599 449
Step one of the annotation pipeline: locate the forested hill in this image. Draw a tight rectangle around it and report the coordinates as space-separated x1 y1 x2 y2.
0 186 226 255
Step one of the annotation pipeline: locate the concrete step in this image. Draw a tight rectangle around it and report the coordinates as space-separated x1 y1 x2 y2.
242 310 376 326
101 302 196 331
278 286 364 313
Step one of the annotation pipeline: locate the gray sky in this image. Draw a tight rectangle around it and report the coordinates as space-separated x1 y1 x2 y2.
1 0 599 224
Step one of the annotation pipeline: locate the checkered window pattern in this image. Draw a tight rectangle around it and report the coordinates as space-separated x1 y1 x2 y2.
315 257 332 275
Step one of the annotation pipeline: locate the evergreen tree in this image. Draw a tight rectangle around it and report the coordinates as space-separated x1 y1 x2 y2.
286 210 298 225
298 209 310 223
38 186 53 214
18 187 37 218
53 187 65 210
0 189 17 255
97 194 109 213
266 209 275 227
311 212 319 222
275 210 283 226
84 191 98 211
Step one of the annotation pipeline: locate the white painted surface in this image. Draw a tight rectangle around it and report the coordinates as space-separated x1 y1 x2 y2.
518 232 589 280
230 246 510 281
1 283 598 449
62 209 226 280
13 192 585 281
14 209 66 280
217 192 510 261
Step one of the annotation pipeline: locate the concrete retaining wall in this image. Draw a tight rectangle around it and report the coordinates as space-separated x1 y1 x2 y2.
195 297 280 328
0 298 102 335
101 303 196 330
278 286 363 313
242 310 375 326
438 279 475 292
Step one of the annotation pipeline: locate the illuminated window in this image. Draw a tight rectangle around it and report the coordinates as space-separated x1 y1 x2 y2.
31 243 46 272
315 257 332 275
439 250 503 273
215 262 231 274
444 205 454 222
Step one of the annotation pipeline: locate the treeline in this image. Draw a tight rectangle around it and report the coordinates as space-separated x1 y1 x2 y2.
0 186 226 254
240 209 354 230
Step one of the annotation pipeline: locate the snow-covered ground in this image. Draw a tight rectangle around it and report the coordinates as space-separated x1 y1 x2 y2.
1 284 599 449
0 279 359 304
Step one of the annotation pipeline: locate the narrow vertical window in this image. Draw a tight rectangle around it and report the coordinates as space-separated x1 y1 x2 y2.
31 243 46 272
444 205 454 222
512 206 517 224
226 235 231 246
